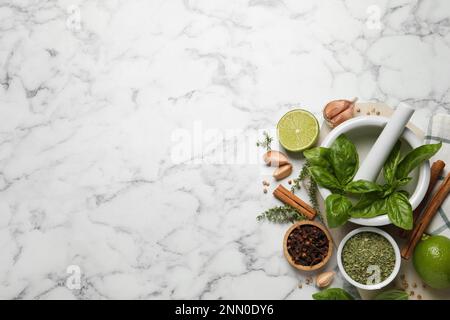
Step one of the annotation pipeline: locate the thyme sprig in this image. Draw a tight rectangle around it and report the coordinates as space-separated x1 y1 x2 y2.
257 205 307 224
256 131 273 151
290 161 323 222
307 179 320 216
290 162 310 193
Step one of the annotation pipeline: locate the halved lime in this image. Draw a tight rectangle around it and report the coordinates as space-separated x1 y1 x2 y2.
277 109 319 152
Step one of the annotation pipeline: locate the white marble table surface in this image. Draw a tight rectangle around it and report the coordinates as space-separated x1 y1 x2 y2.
0 0 449 299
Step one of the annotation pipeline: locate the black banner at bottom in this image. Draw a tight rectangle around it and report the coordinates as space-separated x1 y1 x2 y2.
0 299 442 318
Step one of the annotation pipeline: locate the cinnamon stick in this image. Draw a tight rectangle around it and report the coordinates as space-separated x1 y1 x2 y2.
399 160 446 238
278 185 317 215
273 185 316 220
402 172 450 259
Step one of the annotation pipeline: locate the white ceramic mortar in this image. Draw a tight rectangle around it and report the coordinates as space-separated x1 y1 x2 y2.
318 116 430 226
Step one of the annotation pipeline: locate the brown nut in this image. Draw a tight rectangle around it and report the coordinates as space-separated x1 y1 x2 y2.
273 163 292 180
263 150 290 167
323 98 357 128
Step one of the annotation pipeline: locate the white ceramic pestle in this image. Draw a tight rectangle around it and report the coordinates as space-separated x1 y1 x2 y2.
353 103 415 182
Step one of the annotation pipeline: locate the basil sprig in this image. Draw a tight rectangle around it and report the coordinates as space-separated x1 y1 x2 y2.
304 135 442 230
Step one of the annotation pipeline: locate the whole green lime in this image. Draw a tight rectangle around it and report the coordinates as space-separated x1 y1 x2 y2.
413 235 450 289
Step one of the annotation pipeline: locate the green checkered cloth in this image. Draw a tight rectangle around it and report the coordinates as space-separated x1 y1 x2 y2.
424 113 450 238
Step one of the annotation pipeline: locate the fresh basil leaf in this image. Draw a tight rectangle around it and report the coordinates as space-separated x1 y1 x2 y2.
344 180 383 194
387 191 413 230
350 195 388 218
383 140 402 184
308 166 341 190
325 194 352 228
312 288 354 300
382 177 412 197
381 184 395 198
374 289 408 300
395 177 412 188
303 147 332 169
396 142 442 179
397 190 410 198
353 192 381 209
329 135 359 185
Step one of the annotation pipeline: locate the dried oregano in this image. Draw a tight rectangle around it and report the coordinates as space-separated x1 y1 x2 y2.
342 232 396 285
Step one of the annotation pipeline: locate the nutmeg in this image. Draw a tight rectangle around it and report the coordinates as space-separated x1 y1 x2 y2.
323 98 358 128
263 150 290 167
273 163 292 180
315 271 335 288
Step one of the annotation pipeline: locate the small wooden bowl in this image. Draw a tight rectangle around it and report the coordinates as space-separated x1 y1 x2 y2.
283 220 333 271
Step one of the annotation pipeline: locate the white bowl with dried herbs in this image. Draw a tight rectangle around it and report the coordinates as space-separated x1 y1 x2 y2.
337 227 401 290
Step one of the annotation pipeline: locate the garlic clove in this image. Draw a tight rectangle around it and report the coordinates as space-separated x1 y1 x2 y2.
323 98 357 128
323 100 350 119
315 271 335 288
328 105 354 127
273 163 292 180
263 150 290 167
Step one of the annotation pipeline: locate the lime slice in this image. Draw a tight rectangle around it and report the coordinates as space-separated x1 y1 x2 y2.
277 109 319 152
